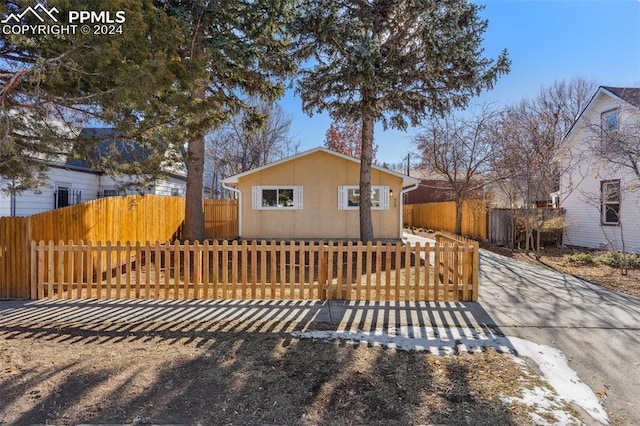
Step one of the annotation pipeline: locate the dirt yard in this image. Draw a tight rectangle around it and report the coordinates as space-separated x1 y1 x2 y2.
405 227 640 298
0 319 579 425
480 242 640 298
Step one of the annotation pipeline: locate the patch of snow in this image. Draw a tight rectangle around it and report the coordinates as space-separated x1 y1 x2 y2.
507 336 609 425
502 386 582 425
292 328 609 425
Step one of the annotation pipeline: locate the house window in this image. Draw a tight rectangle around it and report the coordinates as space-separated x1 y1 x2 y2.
601 180 620 225
252 186 303 210
338 185 390 210
56 186 70 208
600 108 619 150
170 188 180 196
601 109 619 132
101 189 119 197
54 186 81 209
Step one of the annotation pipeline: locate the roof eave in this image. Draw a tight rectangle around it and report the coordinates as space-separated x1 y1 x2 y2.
222 146 419 185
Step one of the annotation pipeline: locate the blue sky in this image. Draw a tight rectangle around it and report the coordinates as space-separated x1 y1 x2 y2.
280 0 640 165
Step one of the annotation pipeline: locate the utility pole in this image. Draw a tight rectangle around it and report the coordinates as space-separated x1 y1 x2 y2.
406 153 410 176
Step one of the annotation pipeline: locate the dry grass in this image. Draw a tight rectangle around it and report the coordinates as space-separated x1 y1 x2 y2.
0 321 575 425
477 241 640 298
514 247 640 298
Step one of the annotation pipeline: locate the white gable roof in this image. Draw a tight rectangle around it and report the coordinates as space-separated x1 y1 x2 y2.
222 146 419 186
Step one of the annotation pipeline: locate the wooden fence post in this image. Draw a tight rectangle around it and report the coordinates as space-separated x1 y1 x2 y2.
318 242 328 299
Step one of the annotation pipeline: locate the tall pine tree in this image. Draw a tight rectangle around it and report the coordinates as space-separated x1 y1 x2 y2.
295 0 510 241
155 0 298 241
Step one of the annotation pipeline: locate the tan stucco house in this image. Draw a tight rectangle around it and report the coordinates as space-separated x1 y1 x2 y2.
222 147 419 240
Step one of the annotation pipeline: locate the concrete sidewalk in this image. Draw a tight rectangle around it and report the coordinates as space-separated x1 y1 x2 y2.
0 297 500 348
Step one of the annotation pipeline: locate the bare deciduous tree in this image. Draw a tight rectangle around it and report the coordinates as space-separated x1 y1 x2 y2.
493 77 596 256
206 98 298 197
415 106 499 235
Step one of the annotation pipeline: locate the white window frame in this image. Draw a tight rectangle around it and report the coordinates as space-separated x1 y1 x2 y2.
252 186 303 210
601 180 621 225
338 185 389 210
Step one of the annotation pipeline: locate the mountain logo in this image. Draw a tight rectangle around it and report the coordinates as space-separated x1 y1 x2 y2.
2 3 60 24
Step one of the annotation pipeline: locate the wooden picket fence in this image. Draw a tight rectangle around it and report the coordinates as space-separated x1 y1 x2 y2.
30 238 479 302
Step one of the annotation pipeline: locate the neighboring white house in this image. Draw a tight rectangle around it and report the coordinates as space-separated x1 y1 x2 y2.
557 86 640 253
0 128 187 217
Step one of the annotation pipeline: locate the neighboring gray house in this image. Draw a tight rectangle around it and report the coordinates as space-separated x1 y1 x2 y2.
0 128 187 217
557 86 640 253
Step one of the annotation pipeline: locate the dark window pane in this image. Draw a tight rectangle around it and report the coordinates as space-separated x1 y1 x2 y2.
57 187 69 208
262 189 278 207
605 204 619 224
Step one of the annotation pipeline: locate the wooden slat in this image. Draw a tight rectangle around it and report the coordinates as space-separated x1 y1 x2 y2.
231 240 238 299
96 241 103 299
289 243 296 299
105 241 113 298
394 243 401 302
298 242 306 299
326 242 334 300
241 241 248 299
279 243 286 299
37 241 44 299
221 241 229 299
47 241 54 298
154 241 161 299
66 241 74 299
355 242 363 300
374 242 382 301
413 242 421 302
184 241 191 300
30 241 37 299
384 243 392 301
212 241 219 299
203 241 210 299
87 241 94 298
250 241 258 299
260 241 267 299
365 242 372 300
269 242 276 299
346 242 353 300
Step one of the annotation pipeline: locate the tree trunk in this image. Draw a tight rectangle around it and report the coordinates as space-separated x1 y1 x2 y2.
454 198 463 235
359 112 375 242
183 83 206 242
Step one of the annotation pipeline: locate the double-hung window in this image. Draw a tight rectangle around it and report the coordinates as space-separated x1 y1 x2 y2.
252 186 303 210
338 185 390 210
601 180 621 225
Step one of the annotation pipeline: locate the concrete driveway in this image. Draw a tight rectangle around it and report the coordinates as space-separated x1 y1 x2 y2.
478 249 640 425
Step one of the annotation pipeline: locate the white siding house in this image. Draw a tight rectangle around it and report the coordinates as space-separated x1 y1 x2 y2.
557 86 640 253
0 128 186 217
